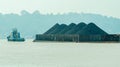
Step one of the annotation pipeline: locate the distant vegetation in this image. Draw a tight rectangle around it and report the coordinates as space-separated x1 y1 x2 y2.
0 10 120 38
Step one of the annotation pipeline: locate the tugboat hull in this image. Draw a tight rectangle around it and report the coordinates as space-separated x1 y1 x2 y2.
8 38 25 42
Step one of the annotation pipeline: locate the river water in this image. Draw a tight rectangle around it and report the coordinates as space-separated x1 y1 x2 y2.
0 39 120 67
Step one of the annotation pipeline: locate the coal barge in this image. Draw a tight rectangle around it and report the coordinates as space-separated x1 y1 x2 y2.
34 22 120 42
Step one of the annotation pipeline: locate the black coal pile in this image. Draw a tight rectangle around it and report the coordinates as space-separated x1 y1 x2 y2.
44 22 108 35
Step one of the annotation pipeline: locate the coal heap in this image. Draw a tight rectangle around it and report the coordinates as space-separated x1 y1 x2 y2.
44 22 108 35
77 23 108 35
48 24 67 34
65 22 87 34
44 23 60 34
58 23 76 34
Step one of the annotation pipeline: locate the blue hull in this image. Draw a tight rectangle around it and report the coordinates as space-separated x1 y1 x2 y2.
8 38 25 42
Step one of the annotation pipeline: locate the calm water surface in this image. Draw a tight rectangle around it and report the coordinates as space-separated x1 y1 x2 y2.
0 39 120 67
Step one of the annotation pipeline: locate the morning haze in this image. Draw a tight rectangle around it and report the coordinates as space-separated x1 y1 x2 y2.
0 0 119 18
0 11 120 39
0 1 120 67
0 0 119 38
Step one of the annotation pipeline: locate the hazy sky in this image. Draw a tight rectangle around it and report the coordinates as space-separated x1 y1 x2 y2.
0 0 119 18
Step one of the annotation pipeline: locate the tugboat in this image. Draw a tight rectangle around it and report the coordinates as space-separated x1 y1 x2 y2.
7 28 25 42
